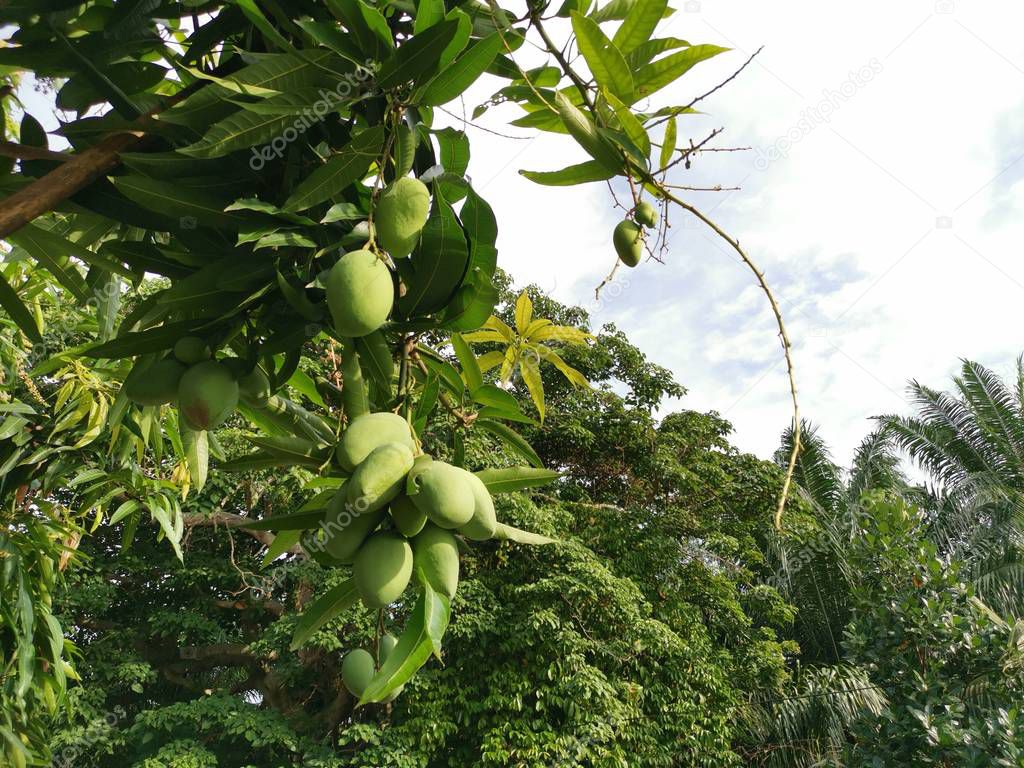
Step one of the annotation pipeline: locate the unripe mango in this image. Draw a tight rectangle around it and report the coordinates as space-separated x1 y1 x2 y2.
354 532 413 608
346 442 415 513
124 358 186 406
336 412 416 472
412 524 459 598
458 469 497 541
375 177 429 258
380 633 398 662
613 219 643 267
177 360 239 431
389 494 427 537
322 487 387 563
634 201 658 228
326 249 394 338
341 648 375 697
409 461 475 529
173 336 211 364
238 365 272 408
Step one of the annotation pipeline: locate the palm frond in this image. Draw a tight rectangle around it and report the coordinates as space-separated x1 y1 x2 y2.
776 421 845 516
848 429 905 503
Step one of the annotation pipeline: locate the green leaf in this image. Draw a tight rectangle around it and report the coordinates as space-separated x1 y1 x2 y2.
377 17 467 91
284 125 384 211
234 0 295 52
570 11 633 101
111 175 249 230
420 33 502 107
554 92 622 174
0 271 41 343
180 110 297 159
396 186 470 316
354 331 394 396
261 529 302 568
326 0 394 61
181 426 209 492
632 44 730 102
359 584 451 704
494 523 557 545
80 320 199 359
474 466 560 494
242 508 328 532
450 333 482 391
612 0 668 53
520 159 616 186
290 578 360 650
605 90 650 158
626 36 691 69
476 419 543 467
660 114 677 169
7 225 90 302
415 0 446 32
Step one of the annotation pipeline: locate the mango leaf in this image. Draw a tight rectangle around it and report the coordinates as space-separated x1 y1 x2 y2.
7 225 90 302
494 523 556 545
660 114 677 169
181 110 297 159
262 529 302 568
476 419 543 468
520 160 615 186
520 356 545 422
112 175 250 230
632 44 730 103
284 125 384 211
359 584 451 704
570 11 633 101
290 577 360 650
354 331 394 396
242 508 328 532
326 0 393 61
80 320 200 359
626 36 691 69
181 426 209 492
415 0 445 32
420 33 502 106
376 17 463 91
234 0 295 52
396 187 470 316
0 271 42 343
612 0 668 54
554 92 622 173
450 333 482 391
474 466 560 493
605 90 650 158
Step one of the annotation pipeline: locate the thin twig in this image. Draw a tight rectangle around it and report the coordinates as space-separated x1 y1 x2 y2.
436 105 531 140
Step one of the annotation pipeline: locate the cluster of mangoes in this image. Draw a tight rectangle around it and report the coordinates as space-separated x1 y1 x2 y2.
122 335 272 427
320 411 497 605
324 176 430 339
612 200 659 267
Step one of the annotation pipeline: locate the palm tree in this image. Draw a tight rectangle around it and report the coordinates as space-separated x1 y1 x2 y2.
880 357 1024 617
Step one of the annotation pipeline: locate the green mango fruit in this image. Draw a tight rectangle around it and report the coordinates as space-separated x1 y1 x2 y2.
458 469 497 541
409 461 475 529
336 412 416 472
375 176 429 258
634 201 658 228
177 360 239 431
390 494 428 537
322 488 387 563
412 523 459 599
613 219 644 267
238 365 272 408
341 648 375 697
380 633 398 662
124 358 186 406
354 532 413 608
173 335 211 365
346 442 415 514
326 249 394 338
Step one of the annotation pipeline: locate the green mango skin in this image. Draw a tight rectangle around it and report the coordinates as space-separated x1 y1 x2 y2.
341 648 375 697
177 360 239 431
238 366 272 408
458 469 498 541
336 412 416 472
354 532 413 609
410 461 475 529
375 177 429 259
322 488 388 563
412 524 460 599
124 358 186 406
634 201 658 229
346 442 415 514
612 219 643 267
326 250 395 338
173 336 211 365
380 633 398 663
389 494 428 537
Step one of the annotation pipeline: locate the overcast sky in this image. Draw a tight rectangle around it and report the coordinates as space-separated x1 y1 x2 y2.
16 1 1023 469
443 0 1024 468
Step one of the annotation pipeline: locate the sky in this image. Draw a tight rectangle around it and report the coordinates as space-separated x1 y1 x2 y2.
14 1 1024 469
438 0 1024 468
